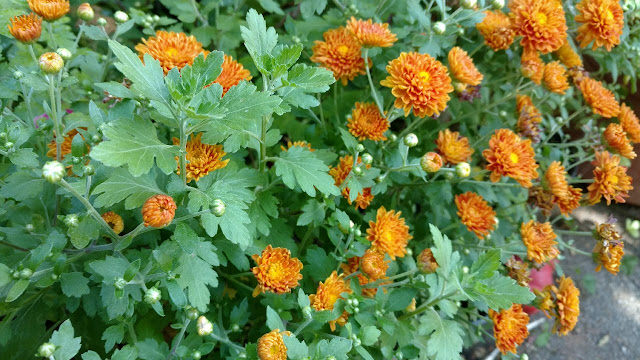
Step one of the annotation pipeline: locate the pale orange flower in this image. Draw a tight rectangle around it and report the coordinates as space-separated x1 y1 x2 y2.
309 271 352 331
516 95 542 142
448 47 483 86
603 123 636 159
578 77 620 118
311 27 365 85
417 248 438 274
594 240 624 275
7 13 42 43
554 40 583 68
521 220 559 264
142 194 177 227
543 61 569 94
489 304 530 354
575 0 624 51
329 155 374 210
101 211 124 234
366 206 413 260
509 0 567 53
588 151 633 205
555 185 583 216
380 52 453 118
280 141 314 152
135 31 208 74
257 329 290 360
173 133 229 182
551 276 580 335
28 0 69 21
619 103 640 143
520 47 544 85
361 249 389 280
347 102 389 141
545 161 569 198
252 245 303 297
476 10 515 51
455 192 496 239
346 17 397 47
535 288 555 318
483 129 539 188
206 54 252 95
436 129 474 164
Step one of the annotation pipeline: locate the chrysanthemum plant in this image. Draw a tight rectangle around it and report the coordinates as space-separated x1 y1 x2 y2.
0 0 638 359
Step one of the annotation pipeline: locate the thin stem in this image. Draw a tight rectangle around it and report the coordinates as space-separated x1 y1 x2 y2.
28 44 39 66
298 226 315 255
127 322 138 344
179 120 188 184
332 0 346 11
0 240 29 252
363 48 384 115
364 269 418 288
167 318 190 360
556 229 592 236
557 238 591 256
74 21 85 48
47 74 62 162
459 180 521 187
294 318 313 336
189 0 209 26
46 22 57 49
220 272 255 293
398 290 459 320
209 333 245 352
567 178 593 184
259 76 271 173
333 82 340 127
541 107 586 146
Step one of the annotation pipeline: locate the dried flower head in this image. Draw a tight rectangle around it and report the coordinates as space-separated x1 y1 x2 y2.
28 0 69 22
448 47 483 86
483 129 539 187
380 52 453 118
528 186 555 217
545 161 569 198
346 17 397 47
206 54 252 95
603 123 636 159
619 103 640 143
588 151 633 205
417 248 438 274
476 10 515 51
489 304 530 354
436 129 474 164
578 77 620 118
361 249 389 280
551 276 580 335
516 95 542 142
509 0 567 53
173 133 229 182
347 102 389 141
309 271 351 331
554 40 583 68
366 206 413 260
257 329 291 360
520 47 544 85
593 239 624 275
543 61 569 94
521 220 559 264
142 194 177 227
252 245 303 297
8 13 42 44
311 27 365 85
575 0 624 51
135 31 208 74
506 257 531 287
330 155 374 210
101 211 124 234
455 192 496 239
555 185 583 216
594 220 622 242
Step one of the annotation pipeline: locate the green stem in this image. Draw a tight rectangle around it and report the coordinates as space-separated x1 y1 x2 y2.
46 22 57 49
259 76 271 173
0 240 29 252
556 230 592 236
556 237 591 256
541 107 586 146
74 21 85 48
298 226 315 255
127 322 138 344
364 269 418 288
294 318 313 336
398 290 459 320
567 179 593 184
459 180 521 187
189 0 209 26
363 48 384 115
28 44 38 65
167 318 190 360
209 333 245 352
179 119 188 184
47 74 62 162
220 272 255 293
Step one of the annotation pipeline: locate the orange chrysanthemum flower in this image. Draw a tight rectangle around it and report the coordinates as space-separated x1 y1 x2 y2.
516 95 542 142
417 248 438 274
520 47 544 85
135 31 208 74
578 77 620 118
593 240 624 275
448 47 483 86
476 10 515 51
555 185 583 216
311 27 365 85
28 0 69 22
173 133 229 182
252 245 303 297
361 249 389 280
509 0 567 53
330 155 374 210
257 329 290 360
309 271 352 331
575 0 624 51
528 186 555 217
142 194 177 227
380 52 453 118
206 54 251 95
551 276 580 335
280 140 314 152
347 102 389 141
543 61 569 94
101 211 124 235
535 288 555 318
489 304 530 355
346 17 397 48
436 129 474 164
545 161 569 198
8 13 42 44
520 220 559 264
588 151 633 205
604 123 636 159
483 129 539 187
455 192 496 239
554 41 583 68
366 206 413 260
619 103 640 143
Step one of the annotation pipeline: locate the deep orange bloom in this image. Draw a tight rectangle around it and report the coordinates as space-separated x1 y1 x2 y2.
309 271 351 331
252 245 303 296
329 155 374 210
347 102 389 141
520 47 544 85
551 276 580 335
135 31 208 74
554 41 583 68
311 27 365 85
257 329 290 360
280 141 314 152
476 10 515 51
619 103 640 143
7 13 42 43
448 47 483 86
380 52 453 118
543 61 569 94
101 211 124 234
521 220 559 264
555 185 583 216
575 0 624 51
604 123 636 159
594 240 624 275
489 304 530 354
366 206 413 260
588 151 633 205
173 133 229 182
206 54 252 95
578 77 620 118
483 129 539 187
436 129 474 164
142 194 177 227
28 0 69 21
361 249 389 280
47 129 88 160
545 161 569 198
346 17 397 48
417 248 438 274
516 95 542 142
509 0 567 53
455 192 496 239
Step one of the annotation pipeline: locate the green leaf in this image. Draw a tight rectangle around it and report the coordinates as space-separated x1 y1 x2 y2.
429 224 460 278
102 324 125 353
81 351 101 360
266 306 285 331
384 287 418 312
6 279 29 302
241 9 278 72
297 199 325 226
360 326 381 346
466 273 535 310
90 116 178 176
110 345 138 360
305 247 333 282
60 272 90 298
0 263 11 287
248 191 279 236
274 146 340 197
92 168 163 209
158 0 197 23
50 320 82 360
80 25 108 41
68 216 100 249
96 82 136 99
0 171 44 201
316 338 352 360
8 148 39 168
297 288 310 308
470 249 501 281
258 0 284 15
166 51 224 100
136 338 169 360
421 308 464 360
285 63 335 93
283 335 308 359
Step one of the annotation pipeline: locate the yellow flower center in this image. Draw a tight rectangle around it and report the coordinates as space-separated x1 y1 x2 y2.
337 45 349 56
418 71 431 83
536 12 548 25
165 47 178 57
270 345 279 355
605 9 614 21
510 153 519 164
268 263 285 282
610 175 618 184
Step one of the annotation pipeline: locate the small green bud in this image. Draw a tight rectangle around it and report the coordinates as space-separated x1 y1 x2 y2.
13 70 23 79
353 337 361 347
20 268 33 279
354 228 362 237
461 0 477 9
231 323 241 332
4 141 14 149
145 15 153 23
389 134 397 142
462 266 469 274
25 223 35 233
192 351 202 360
64 214 79 227
456 162 471 177
37 342 56 358
56 48 72 61
499 110 508 118
292 35 301 43
302 306 313 319
71 156 82 165
42 161 65 183
144 287 161 304
405 248 413 256
375 174 386 183
186 306 199 320
153 15 160 22
433 21 446 35
443 171 455 180
0 132 6 139
355 143 365 153
491 0 505 9
211 199 226 217
114 277 127 290
91 134 102 143
197 315 213 336
353 306 360 313
353 165 363 176
39 52 64 74
403 133 418 147
361 153 373 165
77 3 95 21
83 164 95 176
97 17 107 26
114 11 129 23
51 273 59 281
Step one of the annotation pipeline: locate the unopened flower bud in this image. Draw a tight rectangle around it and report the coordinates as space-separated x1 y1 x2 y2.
153 15 160 22
51 273 59 280
97 17 107 26
433 21 446 35
444 171 455 180
13 70 23 79
421 152 442 173
64 214 79 227
37 343 56 358
354 228 362 237
56 48 71 60
361 153 373 165
353 165 363 176
114 277 127 290
353 337 361 347
211 199 225 217
25 223 35 232
417 248 439 274
520 354 529 360
462 266 469 274
499 110 508 118
389 134 397 142
42 161 65 183
456 162 470 177
144 287 161 304
491 0 505 9
83 164 95 176
77 3 95 21
404 133 418 147
461 0 477 9
355 143 365 153
4 141 14 149
231 323 241 332
292 35 301 43
20 268 33 279
91 134 102 143
186 306 199 320
39 52 64 74
114 11 129 23
192 351 202 360
197 315 213 336
302 306 312 319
